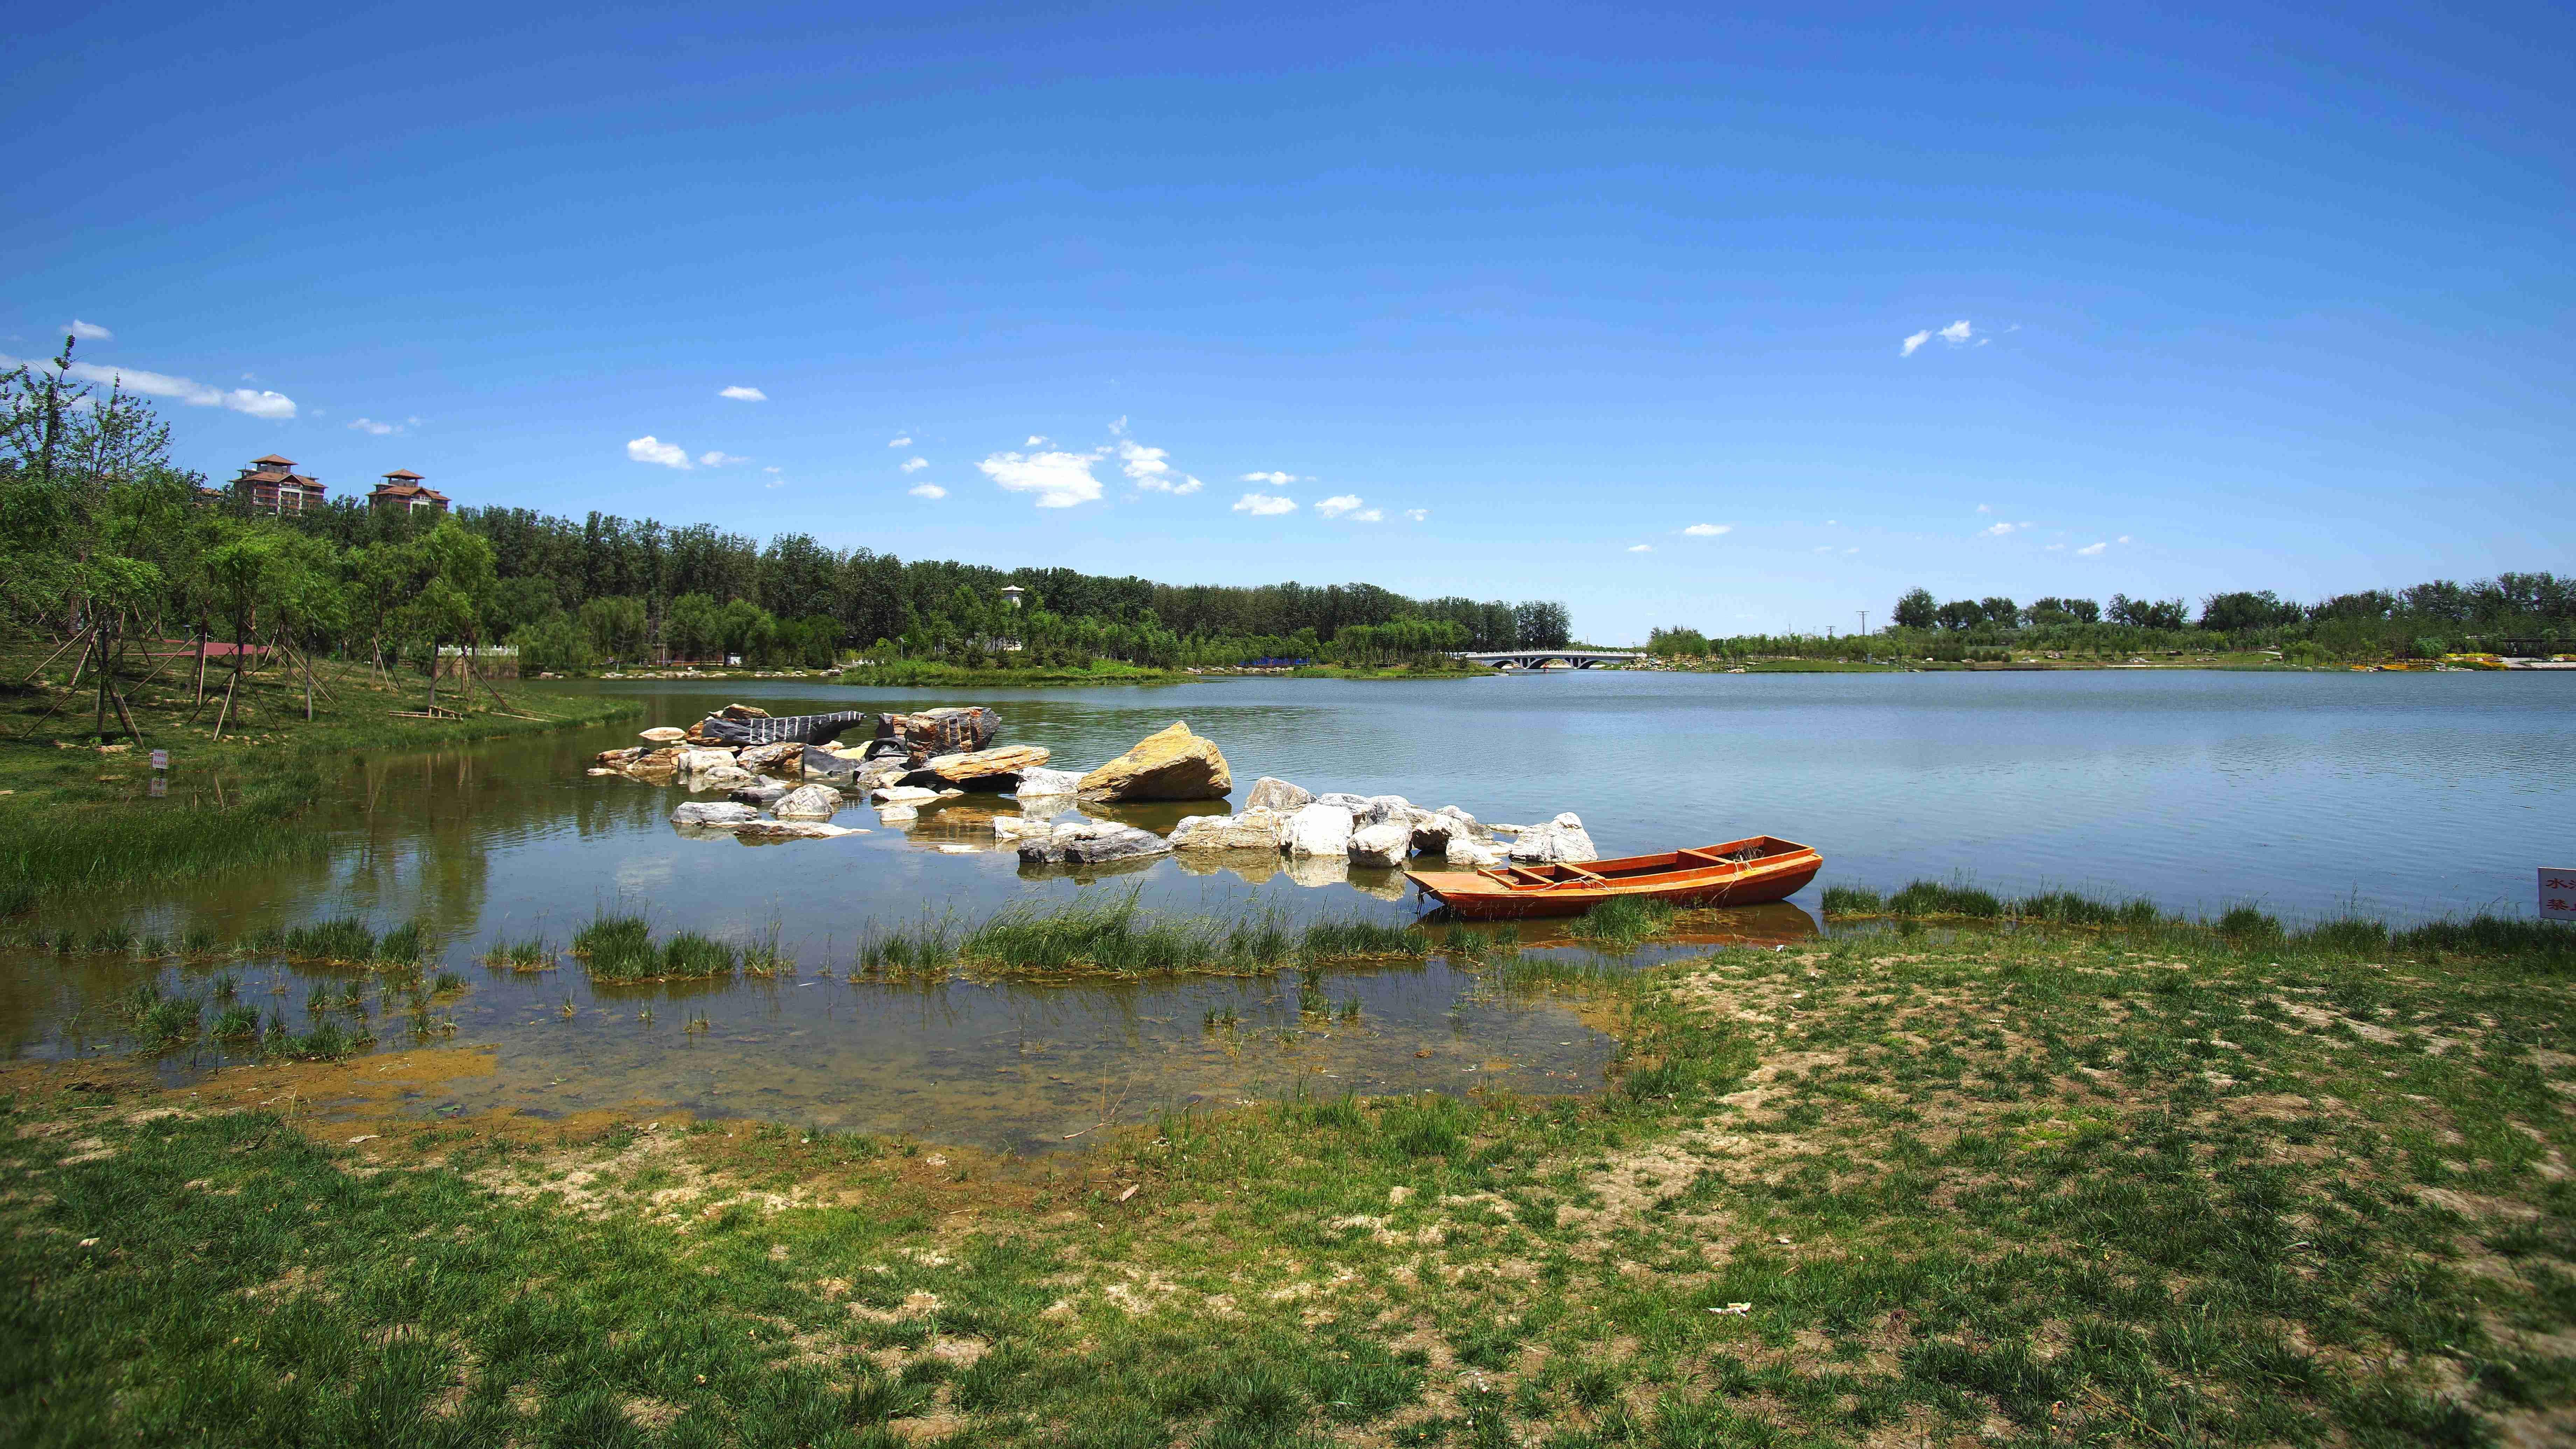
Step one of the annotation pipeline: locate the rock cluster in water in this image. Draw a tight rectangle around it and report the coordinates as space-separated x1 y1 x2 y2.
589 702 1059 843
592 709 1595 875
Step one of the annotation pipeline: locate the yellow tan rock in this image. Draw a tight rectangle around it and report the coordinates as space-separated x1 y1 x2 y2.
1077 722 1231 802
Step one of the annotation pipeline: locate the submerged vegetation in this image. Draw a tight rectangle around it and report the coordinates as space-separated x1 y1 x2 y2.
10 905 2573 1445
853 891 1428 979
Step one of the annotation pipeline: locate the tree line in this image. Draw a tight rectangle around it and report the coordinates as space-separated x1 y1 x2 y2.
1648 579 2576 664
0 341 1572 683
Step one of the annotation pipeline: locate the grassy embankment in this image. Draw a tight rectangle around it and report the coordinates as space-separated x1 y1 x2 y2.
8 889 2573 1446
0 642 639 915
830 660 1190 688
1639 651 2329 674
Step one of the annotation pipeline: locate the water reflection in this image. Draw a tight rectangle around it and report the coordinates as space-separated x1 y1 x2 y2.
11 669 2565 1147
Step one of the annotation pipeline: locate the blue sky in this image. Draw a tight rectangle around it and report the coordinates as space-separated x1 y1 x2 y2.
6 1 2569 642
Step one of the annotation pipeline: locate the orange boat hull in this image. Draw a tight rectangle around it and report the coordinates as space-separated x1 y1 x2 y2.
1404 835 1822 919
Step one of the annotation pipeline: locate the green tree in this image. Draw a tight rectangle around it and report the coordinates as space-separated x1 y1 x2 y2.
1891 588 1938 630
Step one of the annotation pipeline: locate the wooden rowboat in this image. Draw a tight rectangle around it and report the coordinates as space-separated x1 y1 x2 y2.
1404 834 1822 919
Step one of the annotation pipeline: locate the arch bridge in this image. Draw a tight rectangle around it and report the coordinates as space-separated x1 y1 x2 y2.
1455 650 1646 670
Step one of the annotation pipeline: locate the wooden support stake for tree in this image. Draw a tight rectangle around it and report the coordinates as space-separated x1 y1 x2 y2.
211 665 241 742
111 689 146 747
193 622 208 707
18 631 84 685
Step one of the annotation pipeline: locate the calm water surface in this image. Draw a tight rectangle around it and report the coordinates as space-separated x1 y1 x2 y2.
7 668 2564 1150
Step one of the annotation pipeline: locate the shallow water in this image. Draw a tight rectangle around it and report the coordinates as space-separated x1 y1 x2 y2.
7 667 2564 1148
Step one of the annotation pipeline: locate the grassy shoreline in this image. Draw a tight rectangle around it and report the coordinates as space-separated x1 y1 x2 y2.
0 650 638 913
8 900 2573 1446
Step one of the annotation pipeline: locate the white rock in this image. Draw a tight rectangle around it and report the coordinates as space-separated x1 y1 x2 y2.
678 748 736 776
671 800 760 827
872 785 939 805
1314 792 1369 812
1283 802 1356 858
1347 821 1413 868
729 820 859 841
990 815 1055 840
772 784 844 820
877 804 918 823
640 727 689 743
1016 821 1173 865
1170 807 1288 852
1013 766 1086 796
1507 812 1598 864
1357 794 1413 827
1444 837 1506 868
693 765 760 793
1243 777 1312 812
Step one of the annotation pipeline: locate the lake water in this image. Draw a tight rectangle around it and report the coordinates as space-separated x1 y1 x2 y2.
7 668 2565 1150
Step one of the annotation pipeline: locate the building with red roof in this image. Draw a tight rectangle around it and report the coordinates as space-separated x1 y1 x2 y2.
366 469 450 515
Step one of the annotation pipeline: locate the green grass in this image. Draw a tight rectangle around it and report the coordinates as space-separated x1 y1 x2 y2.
570 915 740 982
1567 895 1676 948
479 936 557 972
1821 879 2576 968
0 646 639 915
834 658 1186 687
854 891 1428 978
12 909 2576 1446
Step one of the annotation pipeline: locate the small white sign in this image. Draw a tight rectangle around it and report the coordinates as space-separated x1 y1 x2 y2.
149 749 169 771
2543 869 2576 921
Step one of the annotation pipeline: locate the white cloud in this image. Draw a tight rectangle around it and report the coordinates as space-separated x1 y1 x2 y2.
2076 541 2107 556
719 385 767 402
1976 503 1992 513
1232 492 1297 517
1628 544 1654 553
1118 440 1202 494
698 450 750 467
887 435 911 448
1239 471 1303 486
1025 435 1048 447
1107 415 1128 435
1902 319 1976 356
1981 521 2032 537
764 465 782 474
979 449 1103 508
67 319 112 341
899 456 929 473
2117 534 2132 544
909 483 948 499
1315 494 1365 519
626 435 691 469
0 353 299 419
1404 509 1428 522
348 417 402 436
1682 523 1731 537
1813 546 1835 554
1843 547 1859 555
1350 508 1382 522
2045 543 2066 552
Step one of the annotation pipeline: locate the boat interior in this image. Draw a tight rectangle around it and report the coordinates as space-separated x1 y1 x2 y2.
1476 836 1810 886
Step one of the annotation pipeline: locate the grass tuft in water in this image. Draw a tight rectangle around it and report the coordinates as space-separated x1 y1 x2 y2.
570 914 654 979
282 917 376 964
481 937 557 972
858 891 1426 979
1569 896 1676 949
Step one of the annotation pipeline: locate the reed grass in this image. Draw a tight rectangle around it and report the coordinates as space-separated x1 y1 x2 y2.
1820 878 2576 964
854 891 1427 979
1568 895 1676 948
481 936 558 972
571 914 740 981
